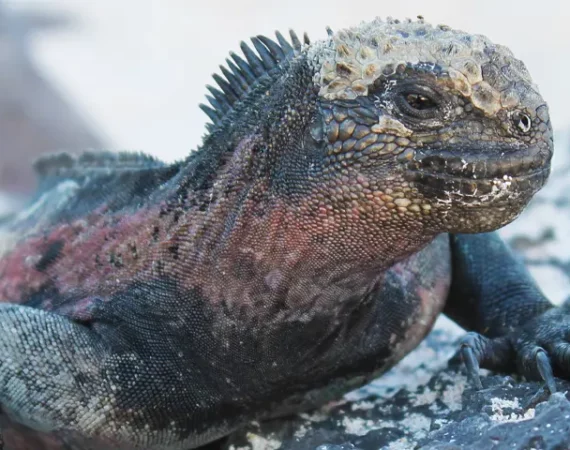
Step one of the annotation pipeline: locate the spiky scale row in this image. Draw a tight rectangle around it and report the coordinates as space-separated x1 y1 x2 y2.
251 37 277 70
219 65 247 96
258 35 286 61
275 31 294 54
290 30 302 50
206 86 231 112
212 74 239 104
199 104 220 124
229 52 257 85
240 40 266 76
199 30 307 129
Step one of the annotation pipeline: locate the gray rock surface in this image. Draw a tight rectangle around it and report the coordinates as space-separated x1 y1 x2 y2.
221 332 570 450
220 132 570 450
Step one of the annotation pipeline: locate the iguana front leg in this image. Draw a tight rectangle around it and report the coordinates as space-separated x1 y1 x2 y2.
444 232 565 393
0 303 161 450
0 301 218 450
0 304 114 449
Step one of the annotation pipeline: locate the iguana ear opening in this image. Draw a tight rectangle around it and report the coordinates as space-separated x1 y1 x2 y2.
199 30 309 133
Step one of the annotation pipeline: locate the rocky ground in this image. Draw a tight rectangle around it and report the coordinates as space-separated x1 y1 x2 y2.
223 338 570 450
219 132 570 450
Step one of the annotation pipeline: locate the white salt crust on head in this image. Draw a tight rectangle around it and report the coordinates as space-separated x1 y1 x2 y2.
306 17 540 116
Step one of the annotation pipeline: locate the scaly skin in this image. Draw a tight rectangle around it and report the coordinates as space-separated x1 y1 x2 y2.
0 17 562 450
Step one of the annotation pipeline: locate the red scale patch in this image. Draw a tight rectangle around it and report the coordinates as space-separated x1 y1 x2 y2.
0 205 164 308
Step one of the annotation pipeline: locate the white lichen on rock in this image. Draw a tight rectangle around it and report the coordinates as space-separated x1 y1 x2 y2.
244 432 282 450
490 397 536 423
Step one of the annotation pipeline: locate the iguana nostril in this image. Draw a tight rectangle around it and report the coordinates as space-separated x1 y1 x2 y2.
514 111 532 134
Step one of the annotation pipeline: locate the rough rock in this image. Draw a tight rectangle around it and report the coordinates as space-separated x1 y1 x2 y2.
220 130 570 450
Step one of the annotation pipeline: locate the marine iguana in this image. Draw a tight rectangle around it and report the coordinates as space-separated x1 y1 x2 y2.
0 16 563 450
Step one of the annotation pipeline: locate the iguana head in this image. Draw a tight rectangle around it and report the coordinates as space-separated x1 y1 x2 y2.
304 17 552 234
200 17 552 260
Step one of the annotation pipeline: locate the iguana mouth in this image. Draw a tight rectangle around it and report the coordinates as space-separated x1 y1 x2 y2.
406 144 551 180
402 144 552 203
407 167 549 199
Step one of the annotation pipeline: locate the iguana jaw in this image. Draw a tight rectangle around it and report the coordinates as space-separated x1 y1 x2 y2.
403 142 552 232
408 165 549 205
407 143 551 180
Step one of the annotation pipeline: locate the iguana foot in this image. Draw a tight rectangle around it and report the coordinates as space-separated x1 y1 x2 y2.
459 303 570 394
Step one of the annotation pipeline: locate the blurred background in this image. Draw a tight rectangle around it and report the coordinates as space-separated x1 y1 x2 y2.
1 0 569 208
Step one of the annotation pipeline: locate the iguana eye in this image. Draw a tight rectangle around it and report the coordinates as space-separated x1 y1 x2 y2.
395 88 440 119
405 93 437 111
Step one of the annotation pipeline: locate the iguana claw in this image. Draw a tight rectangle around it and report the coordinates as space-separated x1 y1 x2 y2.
457 332 512 390
457 305 570 396
461 342 483 390
536 350 557 394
